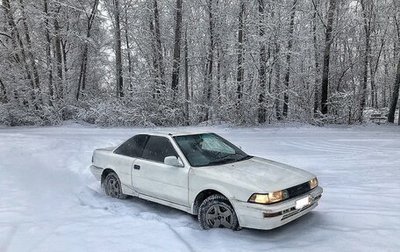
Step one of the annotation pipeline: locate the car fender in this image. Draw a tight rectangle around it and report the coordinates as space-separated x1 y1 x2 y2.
190 183 238 213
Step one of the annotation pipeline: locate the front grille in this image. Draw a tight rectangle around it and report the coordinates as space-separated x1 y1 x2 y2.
287 181 311 199
264 181 312 205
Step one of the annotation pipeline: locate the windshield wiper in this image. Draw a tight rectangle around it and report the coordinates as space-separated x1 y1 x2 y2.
235 155 253 162
207 157 237 166
217 153 237 159
206 154 252 166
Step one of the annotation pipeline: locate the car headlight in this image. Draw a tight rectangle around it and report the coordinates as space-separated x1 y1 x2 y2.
248 190 289 204
309 177 318 189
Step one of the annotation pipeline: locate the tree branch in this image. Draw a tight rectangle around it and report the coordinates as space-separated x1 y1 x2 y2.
0 32 12 40
311 0 327 30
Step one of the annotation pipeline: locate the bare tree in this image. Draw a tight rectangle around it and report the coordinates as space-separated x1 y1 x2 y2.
388 12 400 123
20 0 41 93
3 0 36 104
114 0 123 98
388 56 400 123
184 28 189 125
0 78 7 103
171 0 183 98
151 0 165 96
236 1 245 109
257 0 267 123
43 0 54 106
321 0 337 115
359 0 372 121
1 0 400 126
76 0 99 100
312 0 320 115
123 1 133 92
273 0 282 120
203 0 214 121
53 5 63 100
282 0 297 117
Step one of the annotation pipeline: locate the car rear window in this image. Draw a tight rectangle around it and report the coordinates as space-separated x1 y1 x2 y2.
114 134 149 158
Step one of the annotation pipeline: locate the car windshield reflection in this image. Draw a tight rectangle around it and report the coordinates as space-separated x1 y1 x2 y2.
174 133 252 167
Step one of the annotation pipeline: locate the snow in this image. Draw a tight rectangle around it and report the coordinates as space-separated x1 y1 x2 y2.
1 124 400 252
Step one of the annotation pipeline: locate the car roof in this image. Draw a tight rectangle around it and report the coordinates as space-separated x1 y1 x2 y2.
137 131 212 137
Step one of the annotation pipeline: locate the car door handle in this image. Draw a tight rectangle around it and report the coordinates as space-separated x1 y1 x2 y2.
134 164 140 170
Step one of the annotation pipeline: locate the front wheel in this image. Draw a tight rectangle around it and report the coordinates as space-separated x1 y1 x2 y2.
198 194 240 230
103 172 127 199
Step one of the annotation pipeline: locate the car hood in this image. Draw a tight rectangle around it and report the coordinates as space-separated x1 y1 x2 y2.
195 156 315 192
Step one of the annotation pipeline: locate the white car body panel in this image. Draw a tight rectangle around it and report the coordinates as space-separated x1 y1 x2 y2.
132 158 189 206
90 132 323 230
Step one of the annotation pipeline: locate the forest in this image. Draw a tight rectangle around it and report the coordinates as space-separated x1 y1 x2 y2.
0 0 400 126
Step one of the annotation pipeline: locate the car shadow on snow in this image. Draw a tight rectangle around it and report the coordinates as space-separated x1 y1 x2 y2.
240 211 325 238
79 185 200 228
79 185 325 235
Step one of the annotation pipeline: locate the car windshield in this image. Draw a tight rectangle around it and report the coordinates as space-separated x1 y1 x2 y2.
173 133 252 167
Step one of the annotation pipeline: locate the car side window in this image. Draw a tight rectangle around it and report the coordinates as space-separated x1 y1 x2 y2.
142 136 178 163
114 134 149 158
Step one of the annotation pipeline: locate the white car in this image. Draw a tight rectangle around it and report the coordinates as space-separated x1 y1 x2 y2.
90 132 323 230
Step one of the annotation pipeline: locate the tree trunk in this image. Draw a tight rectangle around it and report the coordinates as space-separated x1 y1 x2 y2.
236 1 245 108
61 39 68 95
114 0 123 98
371 35 386 108
77 46 88 100
44 0 54 106
54 8 64 100
184 28 189 125
153 0 165 91
383 52 389 107
20 0 40 91
149 11 158 98
124 7 133 92
3 0 20 64
171 0 183 98
216 45 222 107
3 0 36 104
76 0 99 100
312 0 320 115
271 0 281 120
398 107 400 125
282 0 297 118
0 78 8 103
257 0 267 123
320 0 336 115
388 56 400 123
204 0 214 121
274 44 281 120
359 0 371 121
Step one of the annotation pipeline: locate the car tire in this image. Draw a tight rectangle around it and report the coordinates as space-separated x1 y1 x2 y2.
198 194 240 230
103 172 127 199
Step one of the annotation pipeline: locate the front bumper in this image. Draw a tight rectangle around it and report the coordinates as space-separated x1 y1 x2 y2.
233 186 323 230
90 165 103 181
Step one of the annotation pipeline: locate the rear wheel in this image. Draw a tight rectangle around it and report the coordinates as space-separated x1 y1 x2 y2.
103 172 127 199
198 194 240 230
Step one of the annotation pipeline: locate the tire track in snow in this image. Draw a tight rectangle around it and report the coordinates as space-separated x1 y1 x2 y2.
0 225 18 252
76 187 198 251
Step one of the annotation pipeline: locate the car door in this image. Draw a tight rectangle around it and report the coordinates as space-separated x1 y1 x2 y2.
132 135 189 207
113 134 149 188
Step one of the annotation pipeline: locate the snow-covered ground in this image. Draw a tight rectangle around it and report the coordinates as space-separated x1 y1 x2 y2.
1 124 399 252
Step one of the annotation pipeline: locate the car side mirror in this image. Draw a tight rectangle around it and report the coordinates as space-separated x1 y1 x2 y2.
164 156 184 167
